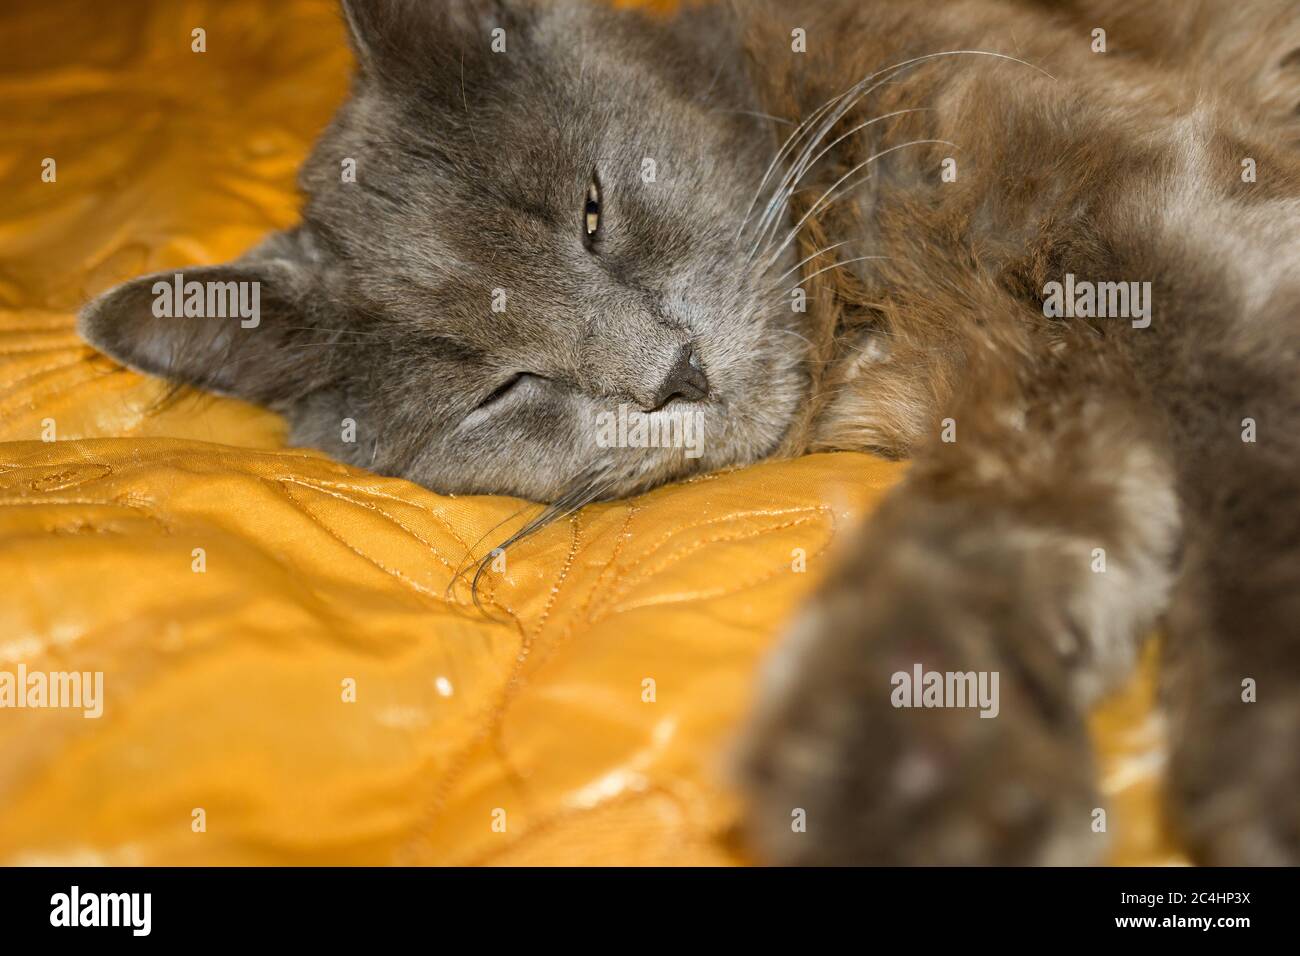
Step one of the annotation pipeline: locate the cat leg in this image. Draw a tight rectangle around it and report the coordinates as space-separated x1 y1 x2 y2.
737 363 1179 865
1155 331 1300 865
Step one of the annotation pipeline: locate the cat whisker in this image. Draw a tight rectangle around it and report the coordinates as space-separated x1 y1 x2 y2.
747 109 931 262
770 240 865 285
453 465 622 613
760 139 958 273
736 85 857 245
788 255 892 290
738 50 1054 251
460 53 483 157
716 107 797 126
749 103 932 255
773 327 817 350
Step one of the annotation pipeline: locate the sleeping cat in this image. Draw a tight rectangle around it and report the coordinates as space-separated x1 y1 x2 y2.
79 0 1300 865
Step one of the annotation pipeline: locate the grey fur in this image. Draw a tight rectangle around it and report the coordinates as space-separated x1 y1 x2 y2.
80 0 803 502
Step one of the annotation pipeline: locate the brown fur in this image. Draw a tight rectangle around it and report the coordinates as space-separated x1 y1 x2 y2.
738 0 1300 864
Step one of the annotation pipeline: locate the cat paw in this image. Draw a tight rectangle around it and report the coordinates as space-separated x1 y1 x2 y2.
735 538 1104 866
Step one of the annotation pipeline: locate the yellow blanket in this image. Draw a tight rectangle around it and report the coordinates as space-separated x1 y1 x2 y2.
0 0 1181 865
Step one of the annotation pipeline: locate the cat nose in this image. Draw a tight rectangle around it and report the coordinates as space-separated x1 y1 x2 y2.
651 345 709 408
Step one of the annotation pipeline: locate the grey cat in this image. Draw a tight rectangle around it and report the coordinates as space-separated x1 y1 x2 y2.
80 0 1300 865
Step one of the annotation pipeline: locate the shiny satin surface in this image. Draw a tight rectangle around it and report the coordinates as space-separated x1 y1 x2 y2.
0 0 1183 865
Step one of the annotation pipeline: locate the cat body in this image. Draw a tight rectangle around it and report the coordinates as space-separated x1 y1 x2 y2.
80 0 1300 864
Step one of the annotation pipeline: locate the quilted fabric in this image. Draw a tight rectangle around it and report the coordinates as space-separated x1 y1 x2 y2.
0 0 1183 865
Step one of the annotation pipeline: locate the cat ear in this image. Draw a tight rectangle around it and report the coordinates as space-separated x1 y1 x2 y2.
341 0 526 77
78 229 327 405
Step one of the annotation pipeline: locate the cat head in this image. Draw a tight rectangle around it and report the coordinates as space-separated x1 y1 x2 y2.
79 0 809 502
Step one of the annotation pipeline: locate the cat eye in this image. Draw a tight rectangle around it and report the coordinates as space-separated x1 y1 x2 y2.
584 172 602 240
475 373 528 411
